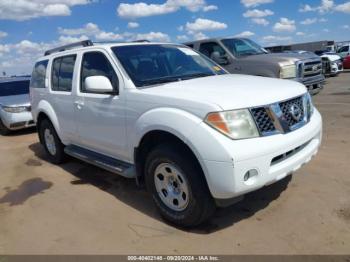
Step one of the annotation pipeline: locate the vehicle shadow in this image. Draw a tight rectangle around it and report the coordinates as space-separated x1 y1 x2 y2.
6 127 37 136
28 142 292 234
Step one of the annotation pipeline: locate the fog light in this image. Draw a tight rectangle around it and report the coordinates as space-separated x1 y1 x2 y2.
244 169 258 181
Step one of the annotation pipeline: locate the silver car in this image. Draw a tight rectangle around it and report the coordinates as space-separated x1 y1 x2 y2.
0 77 35 135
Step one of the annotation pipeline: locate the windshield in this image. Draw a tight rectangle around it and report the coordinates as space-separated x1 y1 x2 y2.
112 44 226 87
0 80 30 97
221 38 267 57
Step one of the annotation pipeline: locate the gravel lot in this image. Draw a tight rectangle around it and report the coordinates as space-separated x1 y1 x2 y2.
0 72 349 255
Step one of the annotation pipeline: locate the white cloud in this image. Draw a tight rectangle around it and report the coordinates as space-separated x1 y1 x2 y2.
252 18 269 26
131 32 170 42
0 44 10 53
117 0 216 19
58 23 123 41
296 31 305 36
273 17 296 32
203 5 218 11
261 35 292 43
334 2 350 13
299 0 334 14
176 35 189 41
300 18 317 25
0 0 92 21
342 25 350 29
0 31 8 38
58 35 89 45
319 18 328 22
234 31 255 37
241 0 274 8
323 28 330 32
243 9 273 17
58 22 99 36
192 32 207 40
185 18 227 32
127 22 139 29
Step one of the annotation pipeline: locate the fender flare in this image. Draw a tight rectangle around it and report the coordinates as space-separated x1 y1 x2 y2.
36 100 62 138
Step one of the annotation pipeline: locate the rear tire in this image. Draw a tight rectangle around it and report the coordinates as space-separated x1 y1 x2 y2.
0 119 11 136
39 119 66 164
145 143 215 227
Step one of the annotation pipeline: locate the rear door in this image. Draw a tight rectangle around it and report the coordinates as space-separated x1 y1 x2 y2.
48 55 78 142
74 50 128 161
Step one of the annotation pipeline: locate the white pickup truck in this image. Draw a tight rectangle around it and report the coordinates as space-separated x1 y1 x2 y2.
30 40 322 227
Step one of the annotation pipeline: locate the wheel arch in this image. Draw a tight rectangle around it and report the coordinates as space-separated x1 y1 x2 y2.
134 129 211 192
35 100 61 137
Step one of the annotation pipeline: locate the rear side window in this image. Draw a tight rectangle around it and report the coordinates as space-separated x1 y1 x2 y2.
51 55 76 92
31 60 48 89
80 52 118 93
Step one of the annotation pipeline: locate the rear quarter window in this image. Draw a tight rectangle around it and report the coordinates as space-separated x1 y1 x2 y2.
30 60 48 89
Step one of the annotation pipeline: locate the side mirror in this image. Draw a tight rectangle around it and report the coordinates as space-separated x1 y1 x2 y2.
211 51 229 65
85 76 115 94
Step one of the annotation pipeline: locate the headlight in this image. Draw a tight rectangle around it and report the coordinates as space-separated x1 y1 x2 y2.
205 109 259 140
280 64 297 79
2 106 29 113
305 92 314 118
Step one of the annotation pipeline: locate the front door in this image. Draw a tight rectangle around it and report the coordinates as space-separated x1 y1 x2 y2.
74 50 128 161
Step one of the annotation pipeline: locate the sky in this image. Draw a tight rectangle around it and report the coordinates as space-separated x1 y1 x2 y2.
0 0 349 75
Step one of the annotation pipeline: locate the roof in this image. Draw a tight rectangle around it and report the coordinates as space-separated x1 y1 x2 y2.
38 40 183 61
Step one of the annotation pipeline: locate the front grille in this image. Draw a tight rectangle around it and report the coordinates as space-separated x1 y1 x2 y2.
251 96 306 136
302 60 322 78
251 107 276 133
280 96 304 127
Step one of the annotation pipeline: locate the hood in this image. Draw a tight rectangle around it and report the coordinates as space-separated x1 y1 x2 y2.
137 74 306 112
0 94 30 107
321 54 342 62
241 52 320 65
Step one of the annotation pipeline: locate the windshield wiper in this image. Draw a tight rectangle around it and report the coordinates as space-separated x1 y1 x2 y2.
140 76 182 86
180 72 214 80
140 73 214 87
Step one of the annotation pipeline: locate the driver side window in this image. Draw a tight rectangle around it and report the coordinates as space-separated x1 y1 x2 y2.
80 52 119 93
199 42 226 59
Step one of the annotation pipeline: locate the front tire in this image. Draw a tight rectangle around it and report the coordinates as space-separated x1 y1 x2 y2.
145 144 215 227
39 119 66 164
0 118 11 136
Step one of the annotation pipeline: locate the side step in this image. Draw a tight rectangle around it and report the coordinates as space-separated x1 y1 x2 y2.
64 145 136 178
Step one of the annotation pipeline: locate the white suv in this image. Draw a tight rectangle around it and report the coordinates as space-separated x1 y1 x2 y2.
30 40 322 227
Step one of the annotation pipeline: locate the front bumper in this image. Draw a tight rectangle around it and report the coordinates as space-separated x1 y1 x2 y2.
189 109 322 200
296 75 325 95
0 110 35 130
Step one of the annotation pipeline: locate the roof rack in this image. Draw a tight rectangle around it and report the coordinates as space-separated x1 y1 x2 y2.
44 40 93 56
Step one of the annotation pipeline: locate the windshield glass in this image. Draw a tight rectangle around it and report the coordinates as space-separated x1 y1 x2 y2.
221 38 267 57
0 80 30 97
112 44 226 87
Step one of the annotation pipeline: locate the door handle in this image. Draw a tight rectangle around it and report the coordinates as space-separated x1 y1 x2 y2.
74 101 84 109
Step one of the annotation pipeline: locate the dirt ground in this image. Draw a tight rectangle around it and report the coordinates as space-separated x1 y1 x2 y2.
0 72 349 255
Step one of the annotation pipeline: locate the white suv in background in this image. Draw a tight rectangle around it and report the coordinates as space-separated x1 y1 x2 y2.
30 40 322 227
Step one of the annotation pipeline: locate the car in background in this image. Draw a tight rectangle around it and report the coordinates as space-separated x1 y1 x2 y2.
185 37 325 95
0 77 35 135
315 50 343 76
337 44 350 58
343 55 350 69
